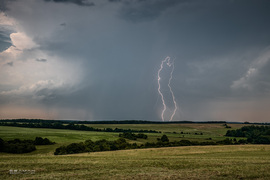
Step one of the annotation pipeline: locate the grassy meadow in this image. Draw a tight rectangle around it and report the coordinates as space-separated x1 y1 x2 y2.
0 123 270 179
86 123 248 142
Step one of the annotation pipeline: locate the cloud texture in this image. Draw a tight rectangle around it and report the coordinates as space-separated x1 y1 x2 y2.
0 0 270 122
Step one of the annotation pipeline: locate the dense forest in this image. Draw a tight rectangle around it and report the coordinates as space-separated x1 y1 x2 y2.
0 122 160 133
0 137 54 154
226 126 270 144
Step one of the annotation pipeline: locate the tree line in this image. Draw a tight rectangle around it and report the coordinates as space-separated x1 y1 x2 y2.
0 137 55 154
119 132 148 140
0 119 228 124
0 122 160 133
54 135 248 155
225 125 270 144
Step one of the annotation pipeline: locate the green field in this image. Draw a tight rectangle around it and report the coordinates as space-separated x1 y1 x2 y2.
1 123 270 179
0 123 247 145
85 123 248 142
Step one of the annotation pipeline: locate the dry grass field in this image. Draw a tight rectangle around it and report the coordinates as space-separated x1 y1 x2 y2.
1 145 270 179
0 124 269 179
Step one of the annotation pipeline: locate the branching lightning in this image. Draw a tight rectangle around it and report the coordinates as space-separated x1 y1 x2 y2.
157 57 167 121
168 59 177 121
157 56 177 121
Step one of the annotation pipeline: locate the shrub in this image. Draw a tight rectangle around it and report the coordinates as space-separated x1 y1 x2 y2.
119 132 148 140
2 140 36 153
54 146 67 155
217 138 233 145
65 143 85 154
179 140 192 146
160 135 169 142
34 137 55 145
0 137 54 154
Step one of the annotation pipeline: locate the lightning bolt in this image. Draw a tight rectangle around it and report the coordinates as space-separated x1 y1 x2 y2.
167 59 177 121
157 57 168 121
157 56 177 121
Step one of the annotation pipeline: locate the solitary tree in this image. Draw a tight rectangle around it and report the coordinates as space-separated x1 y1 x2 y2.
161 135 169 142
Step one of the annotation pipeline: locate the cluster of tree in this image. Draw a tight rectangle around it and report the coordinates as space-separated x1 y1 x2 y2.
146 136 246 147
119 132 148 140
0 137 55 154
216 138 248 145
172 132 203 135
54 135 248 155
34 137 55 145
54 138 139 155
0 122 160 133
224 124 231 128
226 126 270 144
0 138 36 154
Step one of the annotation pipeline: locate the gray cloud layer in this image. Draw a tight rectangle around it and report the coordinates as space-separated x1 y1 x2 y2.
0 0 13 11
44 0 95 6
1 0 270 122
108 0 187 22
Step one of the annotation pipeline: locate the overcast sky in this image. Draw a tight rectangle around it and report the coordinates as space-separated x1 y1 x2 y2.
0 0 270 122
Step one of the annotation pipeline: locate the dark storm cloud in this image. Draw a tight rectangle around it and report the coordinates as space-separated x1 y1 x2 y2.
0 0 8 11
0 0 15 11
1 0 270 121
44 0 95 6
166 0 270 59
32 0 270 113
36 58 47 62
109 0 188 22
0 30 12 52
108 0 121 2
